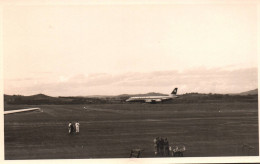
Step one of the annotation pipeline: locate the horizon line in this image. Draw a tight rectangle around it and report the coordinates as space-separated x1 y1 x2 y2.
4 88 258 97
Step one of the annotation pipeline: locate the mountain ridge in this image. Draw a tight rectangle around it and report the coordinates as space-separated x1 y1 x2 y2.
234 89 258 95
4 88 258 98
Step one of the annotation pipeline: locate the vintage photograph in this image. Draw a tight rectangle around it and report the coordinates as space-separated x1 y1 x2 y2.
2 0 259 161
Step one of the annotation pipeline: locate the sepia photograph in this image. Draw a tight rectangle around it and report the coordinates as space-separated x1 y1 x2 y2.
1 0 259 163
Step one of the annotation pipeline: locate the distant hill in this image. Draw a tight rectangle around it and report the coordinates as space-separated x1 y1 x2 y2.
27 94 55 100
117 92 168 97
86 92 168 98
237 89 258 95
4 93 106 105
4 93 60 104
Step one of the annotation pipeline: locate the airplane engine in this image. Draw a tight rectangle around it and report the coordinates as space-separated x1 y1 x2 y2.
145 99 152 103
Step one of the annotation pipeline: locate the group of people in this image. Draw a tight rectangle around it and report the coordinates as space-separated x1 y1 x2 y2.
68 122 80 134
153 137 170 156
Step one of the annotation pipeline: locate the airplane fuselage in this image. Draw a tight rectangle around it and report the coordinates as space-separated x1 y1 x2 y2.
126 95 178 103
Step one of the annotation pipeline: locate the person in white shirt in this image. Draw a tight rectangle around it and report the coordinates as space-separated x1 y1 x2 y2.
68 122 72 134
75 122 80 133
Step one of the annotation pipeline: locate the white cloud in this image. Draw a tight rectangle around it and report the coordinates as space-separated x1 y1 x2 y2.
4 67 257 96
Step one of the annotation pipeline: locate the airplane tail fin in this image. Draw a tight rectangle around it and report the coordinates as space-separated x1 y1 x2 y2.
171 88 178 95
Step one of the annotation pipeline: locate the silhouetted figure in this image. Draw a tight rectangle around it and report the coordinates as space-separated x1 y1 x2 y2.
71 122 75 134
164 138 169 156
159 137 164 156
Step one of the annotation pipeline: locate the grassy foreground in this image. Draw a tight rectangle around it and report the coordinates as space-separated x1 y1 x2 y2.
4 102 258 159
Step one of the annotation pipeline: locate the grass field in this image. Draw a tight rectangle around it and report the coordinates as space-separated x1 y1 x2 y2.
4 102 259 159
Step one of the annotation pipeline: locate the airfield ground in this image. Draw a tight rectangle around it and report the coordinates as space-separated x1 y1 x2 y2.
4 102 259 159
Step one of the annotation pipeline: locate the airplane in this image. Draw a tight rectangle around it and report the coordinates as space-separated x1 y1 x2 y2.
126 88 178 103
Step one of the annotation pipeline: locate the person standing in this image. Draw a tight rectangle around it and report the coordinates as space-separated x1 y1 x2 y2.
75 122 80 134
71 122 75 134
164 138 170 156
68 122 72 134
159 137 164 156
153 137 159 156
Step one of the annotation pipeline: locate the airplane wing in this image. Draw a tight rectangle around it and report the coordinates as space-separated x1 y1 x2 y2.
4 108 41 115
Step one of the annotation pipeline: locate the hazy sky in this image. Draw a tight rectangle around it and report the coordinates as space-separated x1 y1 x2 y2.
2 0 258 96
